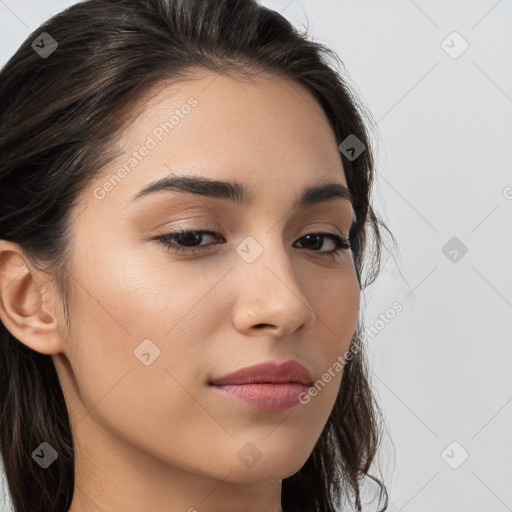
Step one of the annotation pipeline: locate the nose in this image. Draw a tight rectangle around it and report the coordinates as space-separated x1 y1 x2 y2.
231 235 316 337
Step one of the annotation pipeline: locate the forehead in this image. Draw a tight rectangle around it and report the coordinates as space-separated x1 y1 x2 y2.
85 70 350 215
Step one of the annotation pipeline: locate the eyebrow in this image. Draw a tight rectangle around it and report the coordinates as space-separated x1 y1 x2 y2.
130 174 356 215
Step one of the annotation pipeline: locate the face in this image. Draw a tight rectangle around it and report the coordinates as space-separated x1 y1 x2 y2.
50 70 360 504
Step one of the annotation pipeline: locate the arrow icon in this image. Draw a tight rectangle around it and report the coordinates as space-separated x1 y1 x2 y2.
440 31 469 59
442 236 468 263
134 339 161 365
236 237 263 263
338 135 365 161
237 441 262 467
441 440 469 469
32 441 58 468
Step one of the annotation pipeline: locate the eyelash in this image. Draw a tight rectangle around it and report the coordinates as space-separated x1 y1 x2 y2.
152 227 351 259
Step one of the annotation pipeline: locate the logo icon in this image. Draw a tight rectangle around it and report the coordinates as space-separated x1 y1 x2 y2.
32 32 58 59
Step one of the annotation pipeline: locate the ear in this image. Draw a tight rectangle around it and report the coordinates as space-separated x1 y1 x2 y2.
0 239 64 355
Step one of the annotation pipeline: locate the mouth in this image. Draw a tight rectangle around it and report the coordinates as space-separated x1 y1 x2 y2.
208 359 314 412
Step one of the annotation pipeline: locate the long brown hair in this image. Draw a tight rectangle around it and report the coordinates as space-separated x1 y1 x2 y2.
0 1 393 510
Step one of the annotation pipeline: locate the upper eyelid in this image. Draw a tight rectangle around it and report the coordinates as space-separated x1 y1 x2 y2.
153 214 353 233
148 202 354 227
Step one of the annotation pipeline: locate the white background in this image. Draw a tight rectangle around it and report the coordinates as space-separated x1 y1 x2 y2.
1 1 511 511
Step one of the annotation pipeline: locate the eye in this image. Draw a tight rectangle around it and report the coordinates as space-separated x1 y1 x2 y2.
152 228 351 257
294 232 351 255
153 229 223 254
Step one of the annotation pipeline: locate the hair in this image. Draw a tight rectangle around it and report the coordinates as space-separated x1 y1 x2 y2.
0 1 395 511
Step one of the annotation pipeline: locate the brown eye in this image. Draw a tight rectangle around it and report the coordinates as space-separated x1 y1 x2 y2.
154 229 223 254
294 232 351 254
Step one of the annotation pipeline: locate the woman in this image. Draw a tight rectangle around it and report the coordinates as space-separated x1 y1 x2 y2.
0 1 392 511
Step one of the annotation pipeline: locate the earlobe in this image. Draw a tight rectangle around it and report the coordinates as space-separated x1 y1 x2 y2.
0 240 61 355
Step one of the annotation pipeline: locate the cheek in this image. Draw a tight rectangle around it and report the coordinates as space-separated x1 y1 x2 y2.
63 245 229 421
63 268 228 470
308 265 360 347
67 241 222 367
295 266 359 410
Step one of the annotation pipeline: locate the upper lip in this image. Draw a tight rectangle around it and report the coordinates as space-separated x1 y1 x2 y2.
209 359 313 386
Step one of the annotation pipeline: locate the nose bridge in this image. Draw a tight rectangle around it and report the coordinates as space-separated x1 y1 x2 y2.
231 230 315 333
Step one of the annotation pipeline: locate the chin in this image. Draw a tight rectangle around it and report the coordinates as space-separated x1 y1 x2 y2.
224 443 312 483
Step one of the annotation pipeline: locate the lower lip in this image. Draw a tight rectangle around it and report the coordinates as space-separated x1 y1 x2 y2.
209 383 310 411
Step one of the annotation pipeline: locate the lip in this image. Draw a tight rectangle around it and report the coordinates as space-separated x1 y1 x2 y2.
208 359 314 387
210 383 311 411
208 359 314 412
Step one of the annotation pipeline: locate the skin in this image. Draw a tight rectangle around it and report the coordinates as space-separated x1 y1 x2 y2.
0 70 360 512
